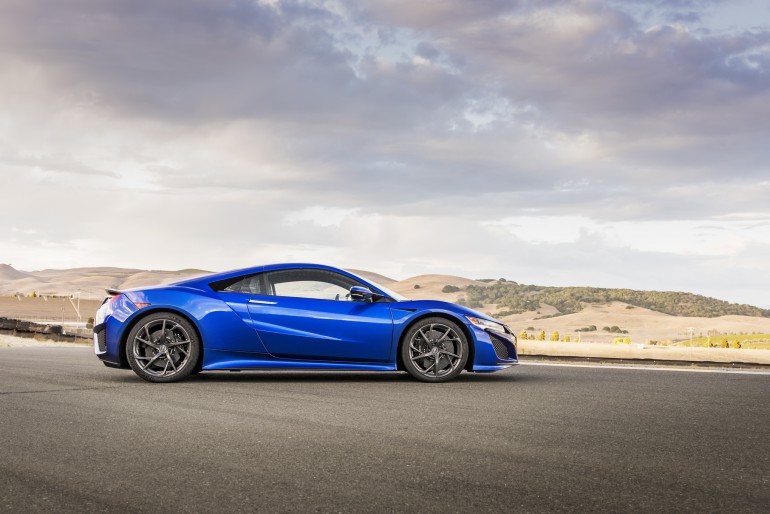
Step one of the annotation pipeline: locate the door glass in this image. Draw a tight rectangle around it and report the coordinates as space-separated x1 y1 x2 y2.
266 269 363 301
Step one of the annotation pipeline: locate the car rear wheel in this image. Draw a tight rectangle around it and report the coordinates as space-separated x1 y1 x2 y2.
126 312 200 383
401 317 468 383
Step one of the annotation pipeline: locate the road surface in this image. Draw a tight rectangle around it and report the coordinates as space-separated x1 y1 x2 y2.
1 346 768 512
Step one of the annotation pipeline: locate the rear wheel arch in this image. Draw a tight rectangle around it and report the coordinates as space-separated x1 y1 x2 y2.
396 312 475 372
119 307 204 371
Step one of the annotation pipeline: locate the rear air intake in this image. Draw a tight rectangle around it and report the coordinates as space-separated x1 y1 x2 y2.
96 327 107 353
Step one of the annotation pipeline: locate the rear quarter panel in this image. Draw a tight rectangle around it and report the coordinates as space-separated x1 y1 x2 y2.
124 287 269 357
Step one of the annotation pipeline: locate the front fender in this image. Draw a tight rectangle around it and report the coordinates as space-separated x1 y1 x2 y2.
388 303 517 372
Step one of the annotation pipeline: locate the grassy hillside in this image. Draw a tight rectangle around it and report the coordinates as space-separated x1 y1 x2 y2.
457 282 770 318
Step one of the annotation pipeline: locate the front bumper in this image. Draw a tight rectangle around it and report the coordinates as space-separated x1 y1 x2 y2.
470 326 518 372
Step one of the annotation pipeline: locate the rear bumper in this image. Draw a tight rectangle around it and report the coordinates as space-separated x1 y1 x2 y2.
93 295 138 368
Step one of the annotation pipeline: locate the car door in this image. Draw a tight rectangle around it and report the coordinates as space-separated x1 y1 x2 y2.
246 268 394 362
209 271 270 354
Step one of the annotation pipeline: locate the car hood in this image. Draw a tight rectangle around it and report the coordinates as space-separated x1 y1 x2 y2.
389 299 501 324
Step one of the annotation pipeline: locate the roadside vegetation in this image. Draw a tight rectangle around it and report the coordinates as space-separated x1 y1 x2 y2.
457 281 770 318
681 333 770 350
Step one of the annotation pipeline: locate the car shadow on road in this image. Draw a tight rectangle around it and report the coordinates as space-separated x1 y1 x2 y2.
180 368 538 384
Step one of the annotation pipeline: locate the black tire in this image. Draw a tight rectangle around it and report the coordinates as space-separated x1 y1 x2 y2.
401 317 468 383
126 312 200 383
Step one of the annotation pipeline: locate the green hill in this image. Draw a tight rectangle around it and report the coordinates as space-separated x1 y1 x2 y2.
458 282 770 318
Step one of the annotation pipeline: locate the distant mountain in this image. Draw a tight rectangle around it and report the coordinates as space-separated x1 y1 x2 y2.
0 264 766 319
0 264 210 299
0 264 34 281
0 264 392 300
346 269 396 285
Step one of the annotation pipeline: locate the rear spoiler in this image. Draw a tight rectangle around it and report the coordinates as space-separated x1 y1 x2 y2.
101 288 124 305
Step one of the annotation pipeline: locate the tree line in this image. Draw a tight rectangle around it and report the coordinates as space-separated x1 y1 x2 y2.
455 282 769 318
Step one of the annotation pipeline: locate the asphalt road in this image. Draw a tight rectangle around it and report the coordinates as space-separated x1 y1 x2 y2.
1 347 768 513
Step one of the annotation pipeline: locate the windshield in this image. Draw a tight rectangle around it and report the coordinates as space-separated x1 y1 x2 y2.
347 271 409 302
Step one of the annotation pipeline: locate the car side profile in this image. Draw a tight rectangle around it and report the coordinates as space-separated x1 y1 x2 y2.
93 263 518 383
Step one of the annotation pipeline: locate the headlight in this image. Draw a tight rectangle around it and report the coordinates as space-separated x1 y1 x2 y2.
466 316 508 333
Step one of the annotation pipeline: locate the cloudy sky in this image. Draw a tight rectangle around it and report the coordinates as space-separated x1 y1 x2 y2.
1 0 769 306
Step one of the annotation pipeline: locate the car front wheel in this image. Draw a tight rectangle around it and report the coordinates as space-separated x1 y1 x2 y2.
401 317 468 383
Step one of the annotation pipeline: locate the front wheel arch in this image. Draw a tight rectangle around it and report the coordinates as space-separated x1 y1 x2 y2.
396 313 475 372
119 307 204 372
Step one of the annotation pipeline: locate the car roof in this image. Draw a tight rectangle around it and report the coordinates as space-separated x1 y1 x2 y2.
173 263 379 292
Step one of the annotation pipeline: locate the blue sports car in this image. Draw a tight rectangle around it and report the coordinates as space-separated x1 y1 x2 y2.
93 263 518 383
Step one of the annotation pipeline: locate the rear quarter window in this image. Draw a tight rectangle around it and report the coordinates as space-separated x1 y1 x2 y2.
210 274 264 295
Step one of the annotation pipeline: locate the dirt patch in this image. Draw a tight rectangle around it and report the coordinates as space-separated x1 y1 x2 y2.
0 334 89 348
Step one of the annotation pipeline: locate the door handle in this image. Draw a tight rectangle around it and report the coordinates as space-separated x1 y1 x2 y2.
249 299 278 305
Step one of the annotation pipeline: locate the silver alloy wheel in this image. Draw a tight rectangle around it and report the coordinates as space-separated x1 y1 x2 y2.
407 323 464 378
132 318 192 377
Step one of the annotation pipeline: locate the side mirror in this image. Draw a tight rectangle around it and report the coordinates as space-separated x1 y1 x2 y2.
349 286 381 302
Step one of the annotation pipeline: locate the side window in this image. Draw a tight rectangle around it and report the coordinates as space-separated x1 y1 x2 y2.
265 269 363 301
210 273 265 295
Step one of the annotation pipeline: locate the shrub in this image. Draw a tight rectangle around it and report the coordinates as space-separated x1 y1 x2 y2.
414 284 421 289
526 326 535 331
537 330 546 341
564 335 571 342
550 331 559 341
442 285 461 293
613 337 631 344
86 317 94 329
519 330 528 340
731 340 742 349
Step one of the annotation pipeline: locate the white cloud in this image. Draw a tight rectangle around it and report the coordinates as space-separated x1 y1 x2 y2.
485 215 770 257
284 206 359 227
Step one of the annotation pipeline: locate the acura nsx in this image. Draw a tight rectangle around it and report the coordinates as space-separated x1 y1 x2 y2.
93 263 518 382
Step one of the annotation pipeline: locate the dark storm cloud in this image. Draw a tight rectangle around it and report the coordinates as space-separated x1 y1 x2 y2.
0 0 468 131
0 0 346 121
345 0 770 214
418 3 770 132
